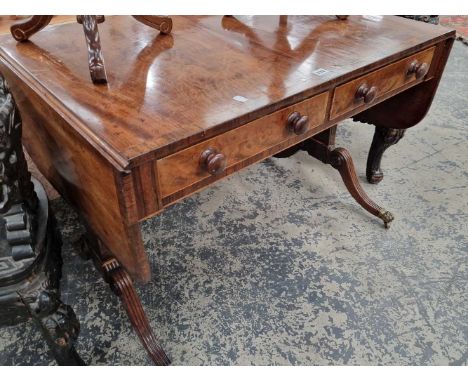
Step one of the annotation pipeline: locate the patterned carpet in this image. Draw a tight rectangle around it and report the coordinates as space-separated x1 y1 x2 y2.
0 41 467 366
440 15 468 41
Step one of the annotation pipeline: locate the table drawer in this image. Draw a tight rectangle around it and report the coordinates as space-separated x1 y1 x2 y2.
330 47 436 119
157 92 329 201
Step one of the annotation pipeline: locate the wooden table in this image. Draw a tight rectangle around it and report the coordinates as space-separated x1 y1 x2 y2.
0 16 454 365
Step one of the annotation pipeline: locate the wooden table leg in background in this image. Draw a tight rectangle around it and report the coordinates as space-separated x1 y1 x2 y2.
355 37 455 184
1 16 455 366
275 126 394 228
304 127 394 228
366 127 405 184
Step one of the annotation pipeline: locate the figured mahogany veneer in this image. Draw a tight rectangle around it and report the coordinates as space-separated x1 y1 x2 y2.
0 15 455 365
10 15 173 84
330 47 436 119
0 16 455 283
158 92 328 202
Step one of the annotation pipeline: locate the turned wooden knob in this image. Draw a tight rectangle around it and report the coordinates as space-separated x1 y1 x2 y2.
355 84 377 104
286 112 310 135
199 148 226 175
407 60 429 79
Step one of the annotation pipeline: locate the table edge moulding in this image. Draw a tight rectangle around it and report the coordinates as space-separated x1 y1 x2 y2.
0 15 455 365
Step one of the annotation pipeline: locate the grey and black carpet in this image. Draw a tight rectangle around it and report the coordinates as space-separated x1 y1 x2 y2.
1 41 467 366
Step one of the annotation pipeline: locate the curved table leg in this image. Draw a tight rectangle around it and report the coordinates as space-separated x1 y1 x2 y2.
101 258 171 365
80 234 170 365
302 128 394 228
329 147 394 228
366 126 405 184
354 38 454 184
10 15 53 42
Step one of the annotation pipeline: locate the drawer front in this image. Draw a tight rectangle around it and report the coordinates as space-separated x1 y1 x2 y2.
330 47 436 119
158 92 329 201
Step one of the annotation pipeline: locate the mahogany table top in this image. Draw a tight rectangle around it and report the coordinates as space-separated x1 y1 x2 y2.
0 16 453 169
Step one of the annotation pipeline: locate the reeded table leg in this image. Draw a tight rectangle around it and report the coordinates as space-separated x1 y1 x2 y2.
366 126 405 184
80 233 170 365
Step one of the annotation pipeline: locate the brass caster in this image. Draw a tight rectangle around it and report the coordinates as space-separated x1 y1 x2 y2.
379 209 394 229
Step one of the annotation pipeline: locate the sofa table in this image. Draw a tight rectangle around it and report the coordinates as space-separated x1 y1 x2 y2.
0 16 454 365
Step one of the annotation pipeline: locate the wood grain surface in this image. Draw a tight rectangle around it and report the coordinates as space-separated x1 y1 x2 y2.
330 47 436 119
0 16 455 168
158 92 328 201
0 16 455 283
0 61 151 281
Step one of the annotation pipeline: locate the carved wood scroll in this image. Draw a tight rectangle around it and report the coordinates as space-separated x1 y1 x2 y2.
10 15 173 84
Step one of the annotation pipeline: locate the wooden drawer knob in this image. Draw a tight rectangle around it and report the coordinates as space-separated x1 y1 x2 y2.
407 60 429 79
199 148 226 175
355 84 377 104
286 111 310 135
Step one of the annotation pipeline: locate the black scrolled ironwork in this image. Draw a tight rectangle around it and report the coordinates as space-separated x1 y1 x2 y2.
0 73 84 365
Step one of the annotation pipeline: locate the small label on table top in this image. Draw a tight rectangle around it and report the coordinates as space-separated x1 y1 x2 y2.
233 95 249 103
312 68 329 76
363 15 383 22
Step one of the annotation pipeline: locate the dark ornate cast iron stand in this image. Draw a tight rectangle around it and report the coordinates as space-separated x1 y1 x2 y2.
0 74 84 365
